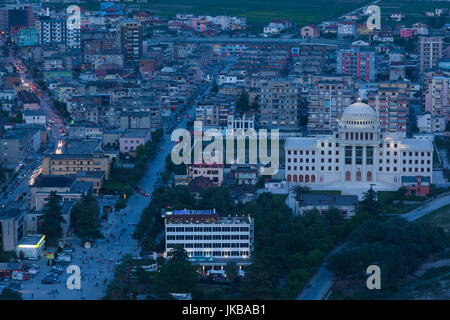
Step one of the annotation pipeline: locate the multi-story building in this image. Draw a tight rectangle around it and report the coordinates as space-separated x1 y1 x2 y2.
164 209 253 269
119 128 151 154
195 102 232 128
187 163 224 186
419 35 443 74
307 75 355 134
37 16 66 45
424 75 449 121
337 46 376 81
120 19 142 63
14 27 38 47
285 99 433 197
368 81 410 135
258 78 299 129
42 153 110 179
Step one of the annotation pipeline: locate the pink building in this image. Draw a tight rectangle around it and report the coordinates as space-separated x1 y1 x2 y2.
119 128 151 154
400 27 416 38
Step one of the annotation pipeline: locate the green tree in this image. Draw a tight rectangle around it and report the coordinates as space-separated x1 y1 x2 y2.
70 194 103 242
292 185 311 201
236 91 250 112
39 191 65 243
155 261 197 294
198 186 234 214
225 261 239 288
360 186 381 215
0 288 22 300
167 245 189 262
240 259 274 299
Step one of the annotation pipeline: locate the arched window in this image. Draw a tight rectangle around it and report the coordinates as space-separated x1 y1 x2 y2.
356 171 361 181
345 171 351 181
305 175 310 183
311 175 315 182
367 171 372 181
299 175 303 182
287 174 291 182
293 175 297 182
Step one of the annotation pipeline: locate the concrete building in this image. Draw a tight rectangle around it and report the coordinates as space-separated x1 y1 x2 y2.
307 75 355 134
120 19 142 63
37 16 67 45
187 163 224 186
119 128 151 154
17 90 40 110
295 193 358 218
368 81 410 135
164 209 253 269
337 46 376 81
424 75 449 121
258 78 299 129
16 235 45 259
419 36 444 74
23 110 47 125
0 203 25 252
42 153 110 180
401 176 430 196
301 24 320 39
285 99 433 197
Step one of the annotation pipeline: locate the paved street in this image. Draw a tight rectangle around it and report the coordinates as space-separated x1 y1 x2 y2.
13 56 226 299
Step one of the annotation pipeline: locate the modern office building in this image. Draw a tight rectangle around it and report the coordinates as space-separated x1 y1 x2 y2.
164 209 254 269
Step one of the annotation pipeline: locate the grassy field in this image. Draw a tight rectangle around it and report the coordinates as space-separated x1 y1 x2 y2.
378 0 450 27
417 204 450 230
140 0 372 26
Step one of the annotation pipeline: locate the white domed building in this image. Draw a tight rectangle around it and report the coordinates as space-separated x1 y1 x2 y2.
285 99 433 199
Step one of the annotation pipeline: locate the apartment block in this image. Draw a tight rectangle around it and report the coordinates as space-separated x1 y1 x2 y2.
419 36 443 74
258 78 299 129
307 75 355 134
368 81 410 135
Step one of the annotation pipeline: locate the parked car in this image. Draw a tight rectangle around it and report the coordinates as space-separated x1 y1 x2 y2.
41 277 56 284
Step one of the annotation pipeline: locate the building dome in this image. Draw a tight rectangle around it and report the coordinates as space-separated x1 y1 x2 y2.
341 98 377 126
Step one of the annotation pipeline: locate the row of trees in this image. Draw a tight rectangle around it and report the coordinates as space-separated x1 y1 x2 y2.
102 129 164 197
326 217 449 297
39 192 103 244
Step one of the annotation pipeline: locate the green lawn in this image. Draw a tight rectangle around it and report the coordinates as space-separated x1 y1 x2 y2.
378 0 450 27
416 204 450 230
139 0 372 26
309 190 342 195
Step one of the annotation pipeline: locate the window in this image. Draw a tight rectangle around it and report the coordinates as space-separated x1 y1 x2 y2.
345 146 352 164
345 171 351 181
356 146 363 165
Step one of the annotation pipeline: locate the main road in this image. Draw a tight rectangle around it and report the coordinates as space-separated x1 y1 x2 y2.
19 57 226 299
